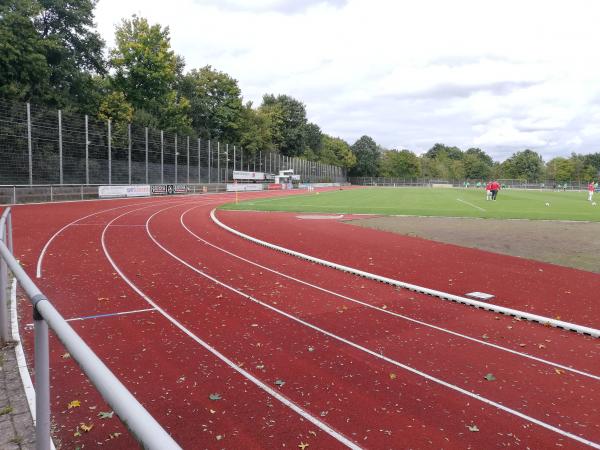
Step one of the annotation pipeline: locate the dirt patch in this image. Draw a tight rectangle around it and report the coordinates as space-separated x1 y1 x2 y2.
349 216 600 273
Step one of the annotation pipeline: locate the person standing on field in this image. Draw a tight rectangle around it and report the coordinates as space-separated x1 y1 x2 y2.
485 181 492 200
589 181 595 201
490 180 500 201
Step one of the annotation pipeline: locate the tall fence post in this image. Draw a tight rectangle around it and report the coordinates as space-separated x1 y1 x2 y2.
58 110 63 185
233 145 236 172
208 140 211 183
27 103 33 186
108 119 112 185
160 130 164 184
85 115 89 185
240 147 243 171
187 136 190 184
145 127 149 184
197 138 201 184
174 134 178 184
226 144 229 182
128 124 132 185
34 309 51 450
217 142 222 183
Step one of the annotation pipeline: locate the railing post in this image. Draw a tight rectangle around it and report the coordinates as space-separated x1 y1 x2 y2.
174 134 178 184
0 226 8 343
27 103 33 186
160 131 164 184
197 138 201 184
217 142 220 184
13 186 16 205
34 306 51 450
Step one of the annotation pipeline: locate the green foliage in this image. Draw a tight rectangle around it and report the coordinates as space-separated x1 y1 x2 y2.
379 149 420 178
98 91 133 123
109 15 190 133
0 0 105 109
179 65 243 142
500 149 544 181
425 143 463 160
320 135 356 169
260 94 307 156
349 135 380 176
304 122 323 154
238 102 276 156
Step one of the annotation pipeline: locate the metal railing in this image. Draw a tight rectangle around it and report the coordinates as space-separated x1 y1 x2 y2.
349 177 591 190
0 208 181 450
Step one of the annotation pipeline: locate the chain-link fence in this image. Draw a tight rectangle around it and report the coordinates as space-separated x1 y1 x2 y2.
0 99 346 186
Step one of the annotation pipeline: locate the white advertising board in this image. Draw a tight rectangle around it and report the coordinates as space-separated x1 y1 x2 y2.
99 185 151 198
233 171 265 180
226 183 264 192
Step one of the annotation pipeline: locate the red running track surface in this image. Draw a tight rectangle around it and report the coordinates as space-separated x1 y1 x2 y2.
6 190 600 449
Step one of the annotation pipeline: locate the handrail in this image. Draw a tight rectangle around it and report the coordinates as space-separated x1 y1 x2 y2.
0 208 181 450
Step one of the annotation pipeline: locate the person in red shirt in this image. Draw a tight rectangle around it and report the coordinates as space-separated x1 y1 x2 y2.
589 181 596 202
490 180 500 200
485 181 492 200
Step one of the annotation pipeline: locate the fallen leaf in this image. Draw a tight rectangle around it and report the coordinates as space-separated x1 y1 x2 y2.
389 373 397 380
98 411 114 419
216 435 223 441
275 379 285 387
481 334 489 340
484 373 496 381
555 368 564 375
68 400 81 409
209 393 222 401
298 442 309 450
62 353 71 359
307 346 314 352
79 423 93 432
73 426 81 437
467 425 479 432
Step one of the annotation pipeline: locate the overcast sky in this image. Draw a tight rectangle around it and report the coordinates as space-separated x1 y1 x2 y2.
94 0 600 161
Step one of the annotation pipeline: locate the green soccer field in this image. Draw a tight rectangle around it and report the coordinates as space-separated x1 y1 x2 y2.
221 187 600 222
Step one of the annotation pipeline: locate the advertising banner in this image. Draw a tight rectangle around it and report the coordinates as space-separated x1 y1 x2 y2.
226 183 264 192
267 183 282 190
151 185 168 195
174 184 188 194
233 171 265 181
99 186 128 198
126 185 150 197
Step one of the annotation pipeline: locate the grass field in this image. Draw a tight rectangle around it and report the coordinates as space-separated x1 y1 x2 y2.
221 187 600 221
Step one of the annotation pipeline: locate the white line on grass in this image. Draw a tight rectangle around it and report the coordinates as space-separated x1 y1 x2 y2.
178 206 599 381
210 209 599 338
143 206 600 449
456 198 486 211
100 205 361 450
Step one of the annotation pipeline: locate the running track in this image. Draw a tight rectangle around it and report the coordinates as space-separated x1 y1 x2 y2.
6 190 600 449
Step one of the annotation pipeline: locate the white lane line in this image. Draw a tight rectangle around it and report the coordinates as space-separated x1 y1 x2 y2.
65 308 157 322
147 208 600 449
456 198 486 211
211 209 600 338
100 206 361 450
179 206 600 381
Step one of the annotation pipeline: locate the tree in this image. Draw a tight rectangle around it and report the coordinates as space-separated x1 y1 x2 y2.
0 0 105 109
260 94 307 156
379 149 421 178
546 157 574 183
109 15 190 132
179 65 243 142
238 102 275 156
349 135 380 177
500 149 544 180
304 122 323 154
464 147 493 166
320 135 356 169
424 143 463 160
463 153 492 179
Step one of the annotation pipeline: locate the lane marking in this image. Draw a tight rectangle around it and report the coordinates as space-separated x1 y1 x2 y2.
65 308 157 322
211 209 600 338
100 205 361 450
456 198 486 211
179 206 600 381
146 207 600 449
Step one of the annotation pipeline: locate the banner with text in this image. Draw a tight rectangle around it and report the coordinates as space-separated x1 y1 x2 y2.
233 171 265 180
226 183 264 192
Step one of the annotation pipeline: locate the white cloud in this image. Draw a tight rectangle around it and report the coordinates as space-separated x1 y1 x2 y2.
94 0 600 161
